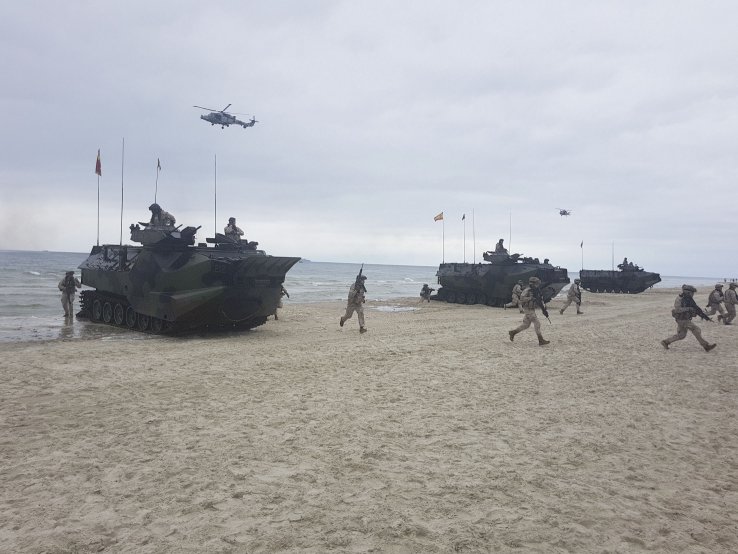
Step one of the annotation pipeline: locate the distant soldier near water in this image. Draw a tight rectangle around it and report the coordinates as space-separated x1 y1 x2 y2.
661 284 716 352
704 284 726 321
723 282 737 325
419 284 434 303
58 270 81 318
504 280 524 312
509 276 550 346
560 278 584 315
274 285 289 320
340 268 367 334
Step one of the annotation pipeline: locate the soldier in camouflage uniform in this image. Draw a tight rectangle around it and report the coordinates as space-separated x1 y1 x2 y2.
148 203 176 227
723 282 737 325
508 276 550 346
704 283 726 321
661 284 716 351
560 278 583 314
340 274 367 334
504 280 524 312
58 270 81 317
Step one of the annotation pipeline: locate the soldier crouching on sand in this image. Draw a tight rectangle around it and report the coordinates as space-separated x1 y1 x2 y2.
340 269 367 334
560 278 583 315
419 283 434 302
509 276 550 346
58 270 81 317
661 284 716 352
504 280 524 312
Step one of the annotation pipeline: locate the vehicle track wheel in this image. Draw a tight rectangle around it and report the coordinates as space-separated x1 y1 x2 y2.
113 304 124 325
102 302 113 323
92 299 103 321
125 307 137 328
467 293 477 305
150 318 164 334
137 314 150 331
456 292 466 304
446 291 456 303
478 294 487 305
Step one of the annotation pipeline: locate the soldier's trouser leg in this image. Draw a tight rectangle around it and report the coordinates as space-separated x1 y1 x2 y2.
356 305 365 328
685 320 709 347
560 298 572 313
61 294 73 316
513 313 541 334
664 321 689 345
342 305 356 322
725 304 736 324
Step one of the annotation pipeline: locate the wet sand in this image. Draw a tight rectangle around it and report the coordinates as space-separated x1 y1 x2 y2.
1 288 736 552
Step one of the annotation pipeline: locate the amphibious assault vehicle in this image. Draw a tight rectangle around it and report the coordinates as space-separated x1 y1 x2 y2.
76 223 300 334
434 251 570 306
579 266 661 293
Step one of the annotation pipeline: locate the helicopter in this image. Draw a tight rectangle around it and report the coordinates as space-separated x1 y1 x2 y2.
557 209 572 216
193 104 258 129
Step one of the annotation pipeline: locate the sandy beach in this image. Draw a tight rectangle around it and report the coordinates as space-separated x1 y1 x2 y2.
1 288 736 553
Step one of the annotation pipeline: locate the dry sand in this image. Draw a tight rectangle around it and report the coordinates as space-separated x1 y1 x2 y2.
1 288 736 553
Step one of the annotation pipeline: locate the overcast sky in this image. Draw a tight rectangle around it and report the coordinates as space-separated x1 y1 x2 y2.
2 1 737 276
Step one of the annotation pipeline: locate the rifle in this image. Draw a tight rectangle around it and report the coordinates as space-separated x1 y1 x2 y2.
532 287 551 324
355 264 367 293
683 294 712 322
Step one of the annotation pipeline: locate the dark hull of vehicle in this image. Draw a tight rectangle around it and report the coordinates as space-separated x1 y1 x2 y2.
579 269 661 293
435 260 570 306
77 242 300 334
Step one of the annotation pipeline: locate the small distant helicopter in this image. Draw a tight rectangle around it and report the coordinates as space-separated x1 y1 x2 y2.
193 104 258 129
557 209 572 216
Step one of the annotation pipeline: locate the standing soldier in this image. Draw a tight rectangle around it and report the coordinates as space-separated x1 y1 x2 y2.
560 278 584 315
504 280 524 312
508 276 550 346
661 284 716 351
723 282 737 325
340 269 367 334
58 270 81 318
224 217 245 242
274 285 289 320
704 283 726 322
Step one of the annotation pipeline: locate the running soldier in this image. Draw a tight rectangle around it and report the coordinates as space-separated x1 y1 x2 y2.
560 278 584 315
723 282 737 325
58 270 82 317
508 276 550 346
661 284 716 351
340 269 367 334
504 280 524 312
704 283 726 322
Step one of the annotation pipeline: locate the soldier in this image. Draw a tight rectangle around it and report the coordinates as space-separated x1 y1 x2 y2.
508 276 550 346
504 280 524 312
724 282 737 325
704 283 726 321
419 283 435 302
224 217 245 241
274 285 289 320
340 271 367 333
661 284 716 351
560 278 584 315
58 270 81 317
148 203 176 227
494 239 508 254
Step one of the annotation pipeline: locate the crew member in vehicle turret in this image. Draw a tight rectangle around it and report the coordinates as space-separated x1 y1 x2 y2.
224 217 245 241
148 203 176 227
494 239 508 255
58 270 81 318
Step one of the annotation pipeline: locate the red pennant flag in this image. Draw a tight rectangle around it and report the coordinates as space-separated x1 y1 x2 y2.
95 149 102 176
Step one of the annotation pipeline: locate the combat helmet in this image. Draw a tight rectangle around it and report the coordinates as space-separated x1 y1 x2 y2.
149 203 161 212
715 283 723 288
574 278 581 284
682 284 697 293
529 276 541 285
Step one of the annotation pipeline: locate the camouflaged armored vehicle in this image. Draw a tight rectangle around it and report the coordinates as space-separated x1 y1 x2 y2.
434 250 570 306
579 263 661 293
76 221 300 333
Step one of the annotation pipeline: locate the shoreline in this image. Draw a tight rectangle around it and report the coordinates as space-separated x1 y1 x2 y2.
2 287 736 552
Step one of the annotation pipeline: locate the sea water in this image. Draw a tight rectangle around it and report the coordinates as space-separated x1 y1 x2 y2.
0 250 725 343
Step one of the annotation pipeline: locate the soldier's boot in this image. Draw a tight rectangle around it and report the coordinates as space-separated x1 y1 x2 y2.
717 315 723 323
537 334 550 346
508 330 516 342
703 343 716 352
359 327 367 334
559 308 564 315
339 317 345 327
577 309 584 314
660 339 669 350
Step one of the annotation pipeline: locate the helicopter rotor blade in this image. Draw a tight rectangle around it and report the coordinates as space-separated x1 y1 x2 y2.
220 104 232 113
193 105 217 111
